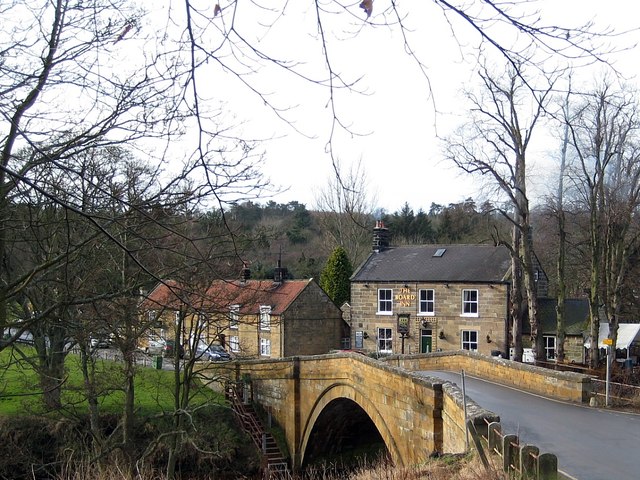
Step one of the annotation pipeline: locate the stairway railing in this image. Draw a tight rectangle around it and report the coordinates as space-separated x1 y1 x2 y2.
226 381 291 479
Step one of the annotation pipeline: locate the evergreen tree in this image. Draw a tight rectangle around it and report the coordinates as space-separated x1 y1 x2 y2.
320 246 353 306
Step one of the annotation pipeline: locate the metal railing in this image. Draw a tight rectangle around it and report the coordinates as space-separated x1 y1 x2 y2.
225 381 291 479
591 378 640 407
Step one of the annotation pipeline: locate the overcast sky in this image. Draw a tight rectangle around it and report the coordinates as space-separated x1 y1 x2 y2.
193 1 640 213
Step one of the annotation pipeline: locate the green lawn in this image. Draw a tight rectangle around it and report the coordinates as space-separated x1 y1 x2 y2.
0 346 223 416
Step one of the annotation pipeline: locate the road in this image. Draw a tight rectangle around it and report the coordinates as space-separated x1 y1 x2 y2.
417 370 640 480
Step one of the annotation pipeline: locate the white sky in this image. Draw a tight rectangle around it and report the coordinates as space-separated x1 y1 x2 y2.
189 1 640 213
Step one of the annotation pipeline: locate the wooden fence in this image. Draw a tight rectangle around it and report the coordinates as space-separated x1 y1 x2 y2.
468 419 558 480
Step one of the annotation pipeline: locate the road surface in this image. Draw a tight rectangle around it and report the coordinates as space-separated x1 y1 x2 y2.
417 370 640 480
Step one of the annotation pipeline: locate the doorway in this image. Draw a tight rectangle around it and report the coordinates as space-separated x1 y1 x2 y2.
420 329 433 353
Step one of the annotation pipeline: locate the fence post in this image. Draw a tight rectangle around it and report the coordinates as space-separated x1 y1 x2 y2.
520 445 539 477
538 452 558 480
502 434 517 472
488 422 502 453
466 420 490 470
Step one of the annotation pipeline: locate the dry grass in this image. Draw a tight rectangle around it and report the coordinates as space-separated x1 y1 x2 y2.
288 454 505 480
51 453 506 480
338 455 505 480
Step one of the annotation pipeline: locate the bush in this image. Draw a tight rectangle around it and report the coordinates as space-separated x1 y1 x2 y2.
0 406 260 480
0 416 81 479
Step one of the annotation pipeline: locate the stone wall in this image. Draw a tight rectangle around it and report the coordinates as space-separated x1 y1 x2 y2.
283 282 343 356
215 353 497 469
387 351 593 403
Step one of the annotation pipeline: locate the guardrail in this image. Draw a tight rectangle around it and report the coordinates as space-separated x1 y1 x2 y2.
591 378 640 407
467 419 558 480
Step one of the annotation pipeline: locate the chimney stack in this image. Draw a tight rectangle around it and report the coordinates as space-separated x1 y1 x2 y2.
240 262 251 283
372 220 390 252
273 259 287 284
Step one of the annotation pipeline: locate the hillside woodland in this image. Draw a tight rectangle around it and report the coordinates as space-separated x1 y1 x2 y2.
226 198 633 310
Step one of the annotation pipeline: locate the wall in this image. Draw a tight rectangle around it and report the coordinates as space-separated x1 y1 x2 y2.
350 282 509 356
387 351 592 403
283 282 343 356
564 335 585 364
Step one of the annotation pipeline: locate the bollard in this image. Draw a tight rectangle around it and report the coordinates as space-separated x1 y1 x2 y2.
502 434 518 472
538 452 558 480
154 355 163 369
520 445 539 477
488 422 502 453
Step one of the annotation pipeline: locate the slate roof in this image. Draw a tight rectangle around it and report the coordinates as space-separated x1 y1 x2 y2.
142 279 312 315
536 298 590 336
351 244 511 283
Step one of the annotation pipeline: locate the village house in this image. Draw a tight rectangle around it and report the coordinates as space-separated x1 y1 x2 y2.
347 221 551 358
140 263 345 358
535 297 590 364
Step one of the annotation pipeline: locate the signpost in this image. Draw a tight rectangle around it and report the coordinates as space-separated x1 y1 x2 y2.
397 314 409 354
603 338 613 406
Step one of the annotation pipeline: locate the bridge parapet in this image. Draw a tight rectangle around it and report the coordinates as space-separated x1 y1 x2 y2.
386 351 593 403
209 353 498 470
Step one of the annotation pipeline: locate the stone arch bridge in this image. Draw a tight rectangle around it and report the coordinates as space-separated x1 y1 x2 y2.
205 352 591 470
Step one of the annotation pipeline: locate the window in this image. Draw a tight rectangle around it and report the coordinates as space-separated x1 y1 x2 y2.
462 289 478 316
229 335 240 353
461 330 478 351
378 328 393 353
148 310 162 328
544 336 556 360
341 337 351 349
175 311 181 325
259 306 271 330
419 289 435 315
260 338 271 356
378 289 393 314
354 331 364 349
229 305 239 330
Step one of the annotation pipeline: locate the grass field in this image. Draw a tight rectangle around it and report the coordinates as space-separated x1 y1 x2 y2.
0 346 223 416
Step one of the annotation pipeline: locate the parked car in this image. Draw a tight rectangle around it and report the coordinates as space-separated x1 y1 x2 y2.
194 344 231 362
163 339 184 358
90 336 111 348
143 337 166 355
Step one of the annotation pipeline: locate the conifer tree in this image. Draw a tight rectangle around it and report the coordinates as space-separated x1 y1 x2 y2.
320 246 353 306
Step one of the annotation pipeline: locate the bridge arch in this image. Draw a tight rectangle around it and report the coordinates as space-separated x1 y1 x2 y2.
299 382 403 467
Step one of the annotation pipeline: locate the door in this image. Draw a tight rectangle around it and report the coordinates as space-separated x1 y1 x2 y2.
421 329 432 353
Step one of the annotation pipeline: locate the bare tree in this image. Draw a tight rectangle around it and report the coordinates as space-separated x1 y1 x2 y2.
0 0 632 472
314 159 376 267
565 79 640 368
181 0 623 151
444 61 557 361
180 0 626 227
555 81 572 363
0 0 266 347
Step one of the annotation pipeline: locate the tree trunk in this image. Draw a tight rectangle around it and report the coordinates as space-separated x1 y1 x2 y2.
35 324 67 411
588 199 601 369
79 344 103 448
556 91 570 363
556 219 567 363
521 224 541 361
511 225 523 362
166 309 189 480
121 359 136 475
